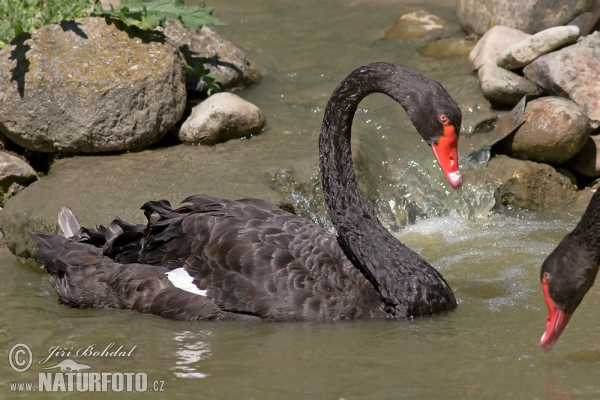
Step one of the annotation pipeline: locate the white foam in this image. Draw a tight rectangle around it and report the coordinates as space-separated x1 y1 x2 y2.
166 268 207 296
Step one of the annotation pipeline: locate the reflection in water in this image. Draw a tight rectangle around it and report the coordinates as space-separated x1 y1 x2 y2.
172 330 212 378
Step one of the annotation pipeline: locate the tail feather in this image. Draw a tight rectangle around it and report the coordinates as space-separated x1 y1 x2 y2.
28 204 243 321
58 207 81 238
27 231 69 276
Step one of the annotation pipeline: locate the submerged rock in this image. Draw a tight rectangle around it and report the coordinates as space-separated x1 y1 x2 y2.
469 26 531 70
0 142 293 260
384 10 444 39
418 37 476 58
0 18 186 153
478 65 541 105
486 155 577 210
457 0 592 35
159 19 261 92
497 25 580 69
495 97 590 165
178 92 265 144
523 32 600 129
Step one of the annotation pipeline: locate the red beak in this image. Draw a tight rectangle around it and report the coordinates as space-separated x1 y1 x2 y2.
432 124 462 189
540 277 573 350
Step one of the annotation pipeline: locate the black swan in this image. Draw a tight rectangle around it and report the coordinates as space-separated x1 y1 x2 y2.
540 189 600 349
29 62 463 322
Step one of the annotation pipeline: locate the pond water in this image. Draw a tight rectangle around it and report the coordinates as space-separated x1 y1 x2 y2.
2 0 600 399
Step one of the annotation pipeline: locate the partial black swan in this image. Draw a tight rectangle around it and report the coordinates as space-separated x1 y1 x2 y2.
30 62 463 322
540 189 600 349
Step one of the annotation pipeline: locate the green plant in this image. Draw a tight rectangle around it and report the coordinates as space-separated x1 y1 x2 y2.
0 0 222 49
187 63 220 95
0 0 90 48
90 0 222 32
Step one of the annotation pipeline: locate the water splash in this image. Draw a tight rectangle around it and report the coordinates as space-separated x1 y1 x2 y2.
271 153 496 234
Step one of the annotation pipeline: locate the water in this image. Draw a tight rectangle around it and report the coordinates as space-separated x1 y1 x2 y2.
2 0 600 398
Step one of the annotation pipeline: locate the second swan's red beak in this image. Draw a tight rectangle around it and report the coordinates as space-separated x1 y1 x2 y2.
432 124 462 189
540 274 573 350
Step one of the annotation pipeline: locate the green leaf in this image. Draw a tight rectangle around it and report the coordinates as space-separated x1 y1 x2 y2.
0 0 222 50
90 0 222 32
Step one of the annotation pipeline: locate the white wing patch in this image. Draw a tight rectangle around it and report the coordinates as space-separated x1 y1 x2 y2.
166 268 207 296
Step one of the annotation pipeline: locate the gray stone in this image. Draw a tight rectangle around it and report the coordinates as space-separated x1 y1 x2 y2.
0 142 293 260
486 155 578 210
469 26 531 70
159 19 261 92
495 97 591 165
568 179 600 216
458 0 592 35
568 0 600 36
0 18 186 153
478 65 541 105
523 32 600 129
497 25 580 69
0 151 37 205
178 92 265 144
568 135 600 177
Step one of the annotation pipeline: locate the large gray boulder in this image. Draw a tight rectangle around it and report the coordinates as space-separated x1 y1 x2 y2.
523 31 600 129
0 18 186 153
495 97 591 165
159 19 261 92
458 0 593 35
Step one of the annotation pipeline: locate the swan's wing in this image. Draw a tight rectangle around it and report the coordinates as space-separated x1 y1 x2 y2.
137 195 381 321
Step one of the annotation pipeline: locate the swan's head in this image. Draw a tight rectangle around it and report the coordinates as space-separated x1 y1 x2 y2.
539 236 597 350
431 113 462 189
399 73 463 190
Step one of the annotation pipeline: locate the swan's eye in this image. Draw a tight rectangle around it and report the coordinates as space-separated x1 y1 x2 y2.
438 114 449 124
542 272 552 283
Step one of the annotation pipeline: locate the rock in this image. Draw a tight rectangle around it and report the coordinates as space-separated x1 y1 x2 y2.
497 25 580 69
457 0 592 35
159 19 260 92
567 0 600 36
478 65 541 105
469 26 531 70
495 97 591 165
486 155 578 210
568 179 600 215
178 92 265 144
0 18 186 154
0 142 294 260
418 37 476 58
0 151 37 206
523 32 600 129
384 10 444 39
568 135 600 177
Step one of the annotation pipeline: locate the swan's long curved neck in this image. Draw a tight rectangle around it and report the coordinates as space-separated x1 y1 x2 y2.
319 63 432 303
573 189 600 253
